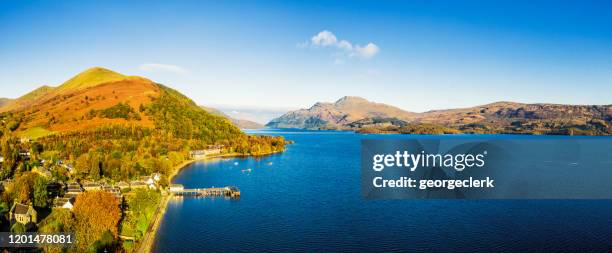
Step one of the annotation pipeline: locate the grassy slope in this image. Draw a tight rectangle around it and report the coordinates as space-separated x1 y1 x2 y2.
20 126 54 139
55 67 127 92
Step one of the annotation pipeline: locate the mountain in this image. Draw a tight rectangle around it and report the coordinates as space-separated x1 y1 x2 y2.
201 106 264 129
0 67 245 140
414 101 612 135
266 96 415 129
268 98 612 135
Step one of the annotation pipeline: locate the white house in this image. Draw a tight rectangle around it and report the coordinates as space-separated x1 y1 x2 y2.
53 197 75 210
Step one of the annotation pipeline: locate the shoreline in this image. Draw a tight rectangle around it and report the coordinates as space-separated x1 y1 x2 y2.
136 150 283 253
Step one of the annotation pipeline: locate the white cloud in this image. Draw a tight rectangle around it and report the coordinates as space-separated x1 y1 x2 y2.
337 40 353 51
299 30 379 62
139 63 188 75
311 30 338 46
353 43 380 59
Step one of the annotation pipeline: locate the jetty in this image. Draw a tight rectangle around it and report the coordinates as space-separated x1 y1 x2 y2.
169 184 241 198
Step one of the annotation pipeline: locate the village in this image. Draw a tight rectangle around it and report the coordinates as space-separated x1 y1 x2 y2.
0 144 233 242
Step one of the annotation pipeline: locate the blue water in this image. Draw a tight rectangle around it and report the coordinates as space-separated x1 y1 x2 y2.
153 129 612 252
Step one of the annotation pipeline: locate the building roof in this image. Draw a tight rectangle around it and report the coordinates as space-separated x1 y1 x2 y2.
83 183 101 188
66 187 83 192
65 192 81 199
11 203 34 215
54 197 75 207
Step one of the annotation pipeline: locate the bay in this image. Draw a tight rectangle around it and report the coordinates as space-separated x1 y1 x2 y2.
153 129 612 252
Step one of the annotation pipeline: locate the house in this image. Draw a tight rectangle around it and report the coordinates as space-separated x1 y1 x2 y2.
190 145 224 159
116 181 130 189
169 184 184 193
0 156 4 163
66 182 83 195
103 186 123 201
53 197 75 210
82 182 102 191
64 192 80 200
189 150 207 159
10 203 37 225
66 182 82 189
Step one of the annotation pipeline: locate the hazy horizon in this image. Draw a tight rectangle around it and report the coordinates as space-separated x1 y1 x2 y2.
1 1 611 113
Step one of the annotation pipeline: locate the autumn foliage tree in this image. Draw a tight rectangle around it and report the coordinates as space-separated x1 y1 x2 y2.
11 172 38 204
73 191 121 251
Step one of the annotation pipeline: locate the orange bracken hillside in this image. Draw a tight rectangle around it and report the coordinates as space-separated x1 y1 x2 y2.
1 67 162 136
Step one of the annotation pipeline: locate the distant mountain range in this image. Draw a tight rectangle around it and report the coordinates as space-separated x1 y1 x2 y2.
200 106 264 129
267 96 612 135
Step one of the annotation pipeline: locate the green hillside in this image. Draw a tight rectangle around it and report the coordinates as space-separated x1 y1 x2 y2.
56 67 127 92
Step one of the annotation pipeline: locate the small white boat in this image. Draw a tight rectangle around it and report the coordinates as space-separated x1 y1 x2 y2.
241 168 252 173
234 162 239 165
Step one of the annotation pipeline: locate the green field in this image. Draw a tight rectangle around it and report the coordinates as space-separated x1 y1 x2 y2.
20 126 54 139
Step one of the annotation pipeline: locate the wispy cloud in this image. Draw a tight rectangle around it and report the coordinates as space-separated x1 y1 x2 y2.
139 63 188 75
299 30 380 62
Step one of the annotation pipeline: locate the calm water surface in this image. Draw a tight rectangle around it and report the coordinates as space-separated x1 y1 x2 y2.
154 129 612 252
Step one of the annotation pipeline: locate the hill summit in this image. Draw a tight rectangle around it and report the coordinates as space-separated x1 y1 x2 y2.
56 67 127 92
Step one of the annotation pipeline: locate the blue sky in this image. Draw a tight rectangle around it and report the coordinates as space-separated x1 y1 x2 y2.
1 0 611 113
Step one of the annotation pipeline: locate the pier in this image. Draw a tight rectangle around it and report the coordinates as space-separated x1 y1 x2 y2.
169 184 241 198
